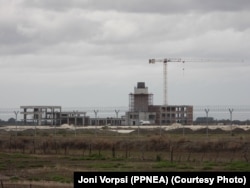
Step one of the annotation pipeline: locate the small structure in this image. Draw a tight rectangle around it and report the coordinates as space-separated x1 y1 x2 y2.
194 117 214 125
61 111 88 126
89 117 123 126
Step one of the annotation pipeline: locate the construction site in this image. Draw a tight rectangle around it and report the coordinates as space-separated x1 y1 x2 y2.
15 58 193 126
0 58 250 188
1 58 248 127
18 81 192 126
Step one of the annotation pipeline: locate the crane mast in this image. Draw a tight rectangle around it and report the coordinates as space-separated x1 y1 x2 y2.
149 58 183 106
149 57 242 112
149 57 219 106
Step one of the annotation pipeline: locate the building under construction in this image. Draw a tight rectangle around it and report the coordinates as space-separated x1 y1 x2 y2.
20 82 193 126
125 82 193 125
20 106 62 125
20 106 123 126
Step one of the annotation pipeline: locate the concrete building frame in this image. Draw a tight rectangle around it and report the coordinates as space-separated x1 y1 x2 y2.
20 106 62 125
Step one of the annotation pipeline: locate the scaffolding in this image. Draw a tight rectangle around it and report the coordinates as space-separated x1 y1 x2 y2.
129 82 153 112
126 82 193 125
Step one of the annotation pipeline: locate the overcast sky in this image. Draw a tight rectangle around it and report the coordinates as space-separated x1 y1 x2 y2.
0 0 250 110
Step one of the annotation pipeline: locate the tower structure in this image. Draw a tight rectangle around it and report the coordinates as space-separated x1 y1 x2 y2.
129 82 153 112
127 82 155 125
125 82 193 125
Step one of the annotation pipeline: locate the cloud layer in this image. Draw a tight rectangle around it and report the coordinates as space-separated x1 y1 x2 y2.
0 0 250 109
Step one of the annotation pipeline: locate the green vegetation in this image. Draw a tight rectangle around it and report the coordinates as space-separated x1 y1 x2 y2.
0 127 249 187
224 161 250 171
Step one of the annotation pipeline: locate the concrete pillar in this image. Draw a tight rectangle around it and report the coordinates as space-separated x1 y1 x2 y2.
38 108 42 126
24 108 27 125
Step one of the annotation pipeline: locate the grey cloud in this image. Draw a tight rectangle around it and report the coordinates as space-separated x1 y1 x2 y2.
22 0 250 13
2 0 250 57
0 11 101 54
0 23 29 44
0 2 249 63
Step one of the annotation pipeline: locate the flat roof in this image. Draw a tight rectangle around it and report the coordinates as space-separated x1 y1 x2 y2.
20 106 62 108
61 111 86 114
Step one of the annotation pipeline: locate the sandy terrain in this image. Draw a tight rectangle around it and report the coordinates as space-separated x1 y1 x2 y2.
1 123 250 133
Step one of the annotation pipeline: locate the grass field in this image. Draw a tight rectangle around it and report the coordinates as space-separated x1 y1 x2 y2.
0 126 249 187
